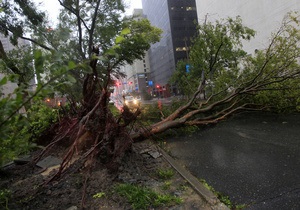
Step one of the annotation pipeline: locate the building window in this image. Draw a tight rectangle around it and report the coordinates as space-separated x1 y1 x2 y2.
186 7 195 11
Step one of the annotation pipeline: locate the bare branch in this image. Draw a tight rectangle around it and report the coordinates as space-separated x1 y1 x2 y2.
0 22 54 51
58 0 86 59
20 35 54 51
88 0 102 55
185 104 265 126
57 0 90 32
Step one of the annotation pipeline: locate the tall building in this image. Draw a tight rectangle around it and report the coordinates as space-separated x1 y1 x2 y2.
121 9 152 96
142 0 198 96
0 34 30 98
196 0 300 54
113 9 152 99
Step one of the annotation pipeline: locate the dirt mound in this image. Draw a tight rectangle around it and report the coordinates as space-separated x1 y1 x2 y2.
0 140 210 210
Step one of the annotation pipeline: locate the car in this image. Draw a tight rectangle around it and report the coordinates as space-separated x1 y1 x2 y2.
124 95 140 107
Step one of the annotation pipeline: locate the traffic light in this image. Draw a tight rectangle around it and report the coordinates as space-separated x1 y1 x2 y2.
156 85 160 89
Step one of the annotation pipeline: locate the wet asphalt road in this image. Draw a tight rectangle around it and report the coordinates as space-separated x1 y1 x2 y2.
166 112 300 210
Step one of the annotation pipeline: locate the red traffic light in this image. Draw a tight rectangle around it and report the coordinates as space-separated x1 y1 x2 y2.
156 85 160 88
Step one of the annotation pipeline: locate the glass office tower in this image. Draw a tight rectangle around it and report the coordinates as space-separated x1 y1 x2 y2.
142 0 198 96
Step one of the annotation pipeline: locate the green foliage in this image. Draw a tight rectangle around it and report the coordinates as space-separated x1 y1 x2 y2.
140 100 185 124
0 74 30 165
109 103 120 117
0 98 58 165
139 104 162 124
48 2 162 101
0 45 36 88
171 16 255 96
0 115 30 165
171 13 300 113
26 101 59 140
0 189 11 210
92 192 106 199
0 0 162 165
157 168 175 180
199 179 246 209
161 181 172 190
0 73 68 166
0 0 46 44
115 183 182 210
114 19 162 65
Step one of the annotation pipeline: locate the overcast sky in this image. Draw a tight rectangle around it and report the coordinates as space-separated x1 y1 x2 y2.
33 0 142 26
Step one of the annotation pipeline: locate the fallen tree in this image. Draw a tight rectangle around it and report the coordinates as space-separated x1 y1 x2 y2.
1 1 300 209
1 0 300 195
139 13 300 140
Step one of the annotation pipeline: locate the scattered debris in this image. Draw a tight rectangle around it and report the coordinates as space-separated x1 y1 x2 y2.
36 156 62 168
148 151 161 159
13 155 31 165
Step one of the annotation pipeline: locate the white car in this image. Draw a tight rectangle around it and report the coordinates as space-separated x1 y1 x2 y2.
124 95 140 106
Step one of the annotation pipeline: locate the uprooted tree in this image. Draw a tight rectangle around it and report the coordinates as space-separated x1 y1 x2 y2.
1 0 300 186
0 0 162 167
156 13 300 137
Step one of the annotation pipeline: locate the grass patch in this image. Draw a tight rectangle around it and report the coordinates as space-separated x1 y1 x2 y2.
115 183 182 210
161 181 172 190
199 179 247 209
157 168 175 180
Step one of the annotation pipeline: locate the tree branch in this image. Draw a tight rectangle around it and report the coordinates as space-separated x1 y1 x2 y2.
88 0 102 55
0 22 54 51
57 0 86 59
57 0 90 32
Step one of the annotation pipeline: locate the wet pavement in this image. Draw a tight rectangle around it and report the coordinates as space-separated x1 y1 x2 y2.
166 112 300 210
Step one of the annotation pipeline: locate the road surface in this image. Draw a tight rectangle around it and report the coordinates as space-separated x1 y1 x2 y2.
166 112 300 209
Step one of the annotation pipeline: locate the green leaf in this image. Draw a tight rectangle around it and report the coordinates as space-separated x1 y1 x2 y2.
0 76 7 86
121 28 130 35
68 61 77 70
79 64 93 74
116 35 125 44
105 48 116 56
66 74 76 83
8 74 19 83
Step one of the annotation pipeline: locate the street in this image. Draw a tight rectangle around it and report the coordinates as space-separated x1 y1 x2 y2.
165 112 300 209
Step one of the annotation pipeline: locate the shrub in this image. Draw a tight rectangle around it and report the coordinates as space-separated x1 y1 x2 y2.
0 99 59 165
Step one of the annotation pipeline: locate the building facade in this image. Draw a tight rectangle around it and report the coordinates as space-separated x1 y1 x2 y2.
142 0 198 96
0 34 30 98
196 0 300 54
115 9 152 98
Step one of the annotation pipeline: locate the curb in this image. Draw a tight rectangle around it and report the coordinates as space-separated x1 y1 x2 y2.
158 147 229 210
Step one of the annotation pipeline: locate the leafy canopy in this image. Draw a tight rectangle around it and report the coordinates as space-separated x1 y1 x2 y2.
171 13 300 112
171 16 255 97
